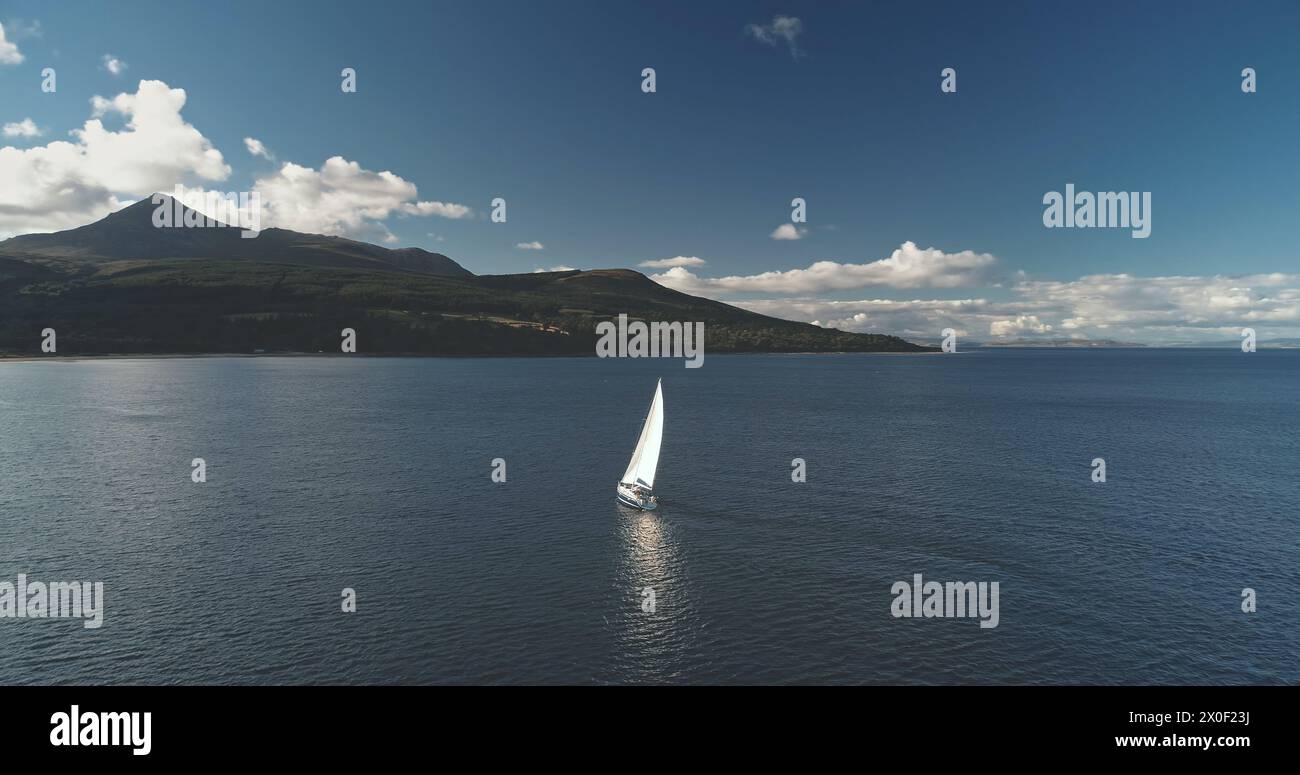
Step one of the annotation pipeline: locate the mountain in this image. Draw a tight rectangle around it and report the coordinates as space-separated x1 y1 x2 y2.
0 196 931 356
0 195 471 277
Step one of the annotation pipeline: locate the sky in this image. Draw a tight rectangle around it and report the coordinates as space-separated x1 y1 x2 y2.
2 0 1299 344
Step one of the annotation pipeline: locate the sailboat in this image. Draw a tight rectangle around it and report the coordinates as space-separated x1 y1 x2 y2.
616 378 663 511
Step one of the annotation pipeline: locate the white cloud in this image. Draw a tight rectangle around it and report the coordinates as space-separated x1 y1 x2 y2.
400 200 473 219
0 78 469 242
243 137 273 159
639 256 706 269
989 315 1053 337
770 223 806 240
101 54 127 76
2 118 42 138
720 272 1300 345
248 156 460 240
650 241 998 295
1009 273 1300 338
740 297 1001 341
516 241 544 250
744 15 803 59
0 79 230 236
82 82 231 189
533 265 576 273
0 22 24 64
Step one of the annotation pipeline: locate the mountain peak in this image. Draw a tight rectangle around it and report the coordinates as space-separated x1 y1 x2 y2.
113 193 177 215
105 193 239 229
0 195 473 277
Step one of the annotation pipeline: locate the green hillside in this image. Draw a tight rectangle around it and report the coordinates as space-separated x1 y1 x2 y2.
0 197 933 356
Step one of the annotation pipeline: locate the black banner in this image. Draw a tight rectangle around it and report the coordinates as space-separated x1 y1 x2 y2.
6 686 1283 762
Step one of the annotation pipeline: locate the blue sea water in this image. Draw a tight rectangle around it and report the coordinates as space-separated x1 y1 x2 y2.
0 349 1296 684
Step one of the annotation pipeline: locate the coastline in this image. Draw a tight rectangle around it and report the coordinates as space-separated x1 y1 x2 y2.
6 346 1289 364
0 349 945 363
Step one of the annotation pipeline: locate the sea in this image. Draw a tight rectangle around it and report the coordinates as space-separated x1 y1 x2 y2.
0 349 1295 684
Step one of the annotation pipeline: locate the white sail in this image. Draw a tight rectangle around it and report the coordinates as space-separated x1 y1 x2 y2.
621 379 663 489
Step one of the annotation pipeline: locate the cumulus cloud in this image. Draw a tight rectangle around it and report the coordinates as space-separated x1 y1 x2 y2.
639 256 706 269
248 156 468 241
244 137 273 159
516 241 544 250
399 200 473 219
101 54 127 75
744 15 803 59
82 83 231 189
0 79 230 236
650 241 998 295
1009 273 1300 338
723 272 1300 345
651 245 1300 344
0 77 471 242
989 315 1053 337
770 223 806 240
741 297 1005 341
2 118 42 138
533 265 576 273
0 22 25 64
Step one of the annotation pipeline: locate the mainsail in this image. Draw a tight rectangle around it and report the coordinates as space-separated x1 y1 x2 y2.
621 379 663 489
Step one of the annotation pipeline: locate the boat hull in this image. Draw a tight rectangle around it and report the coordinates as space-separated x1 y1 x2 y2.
616 485 657 511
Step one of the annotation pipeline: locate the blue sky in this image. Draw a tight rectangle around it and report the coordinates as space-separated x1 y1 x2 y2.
2 1 1299 343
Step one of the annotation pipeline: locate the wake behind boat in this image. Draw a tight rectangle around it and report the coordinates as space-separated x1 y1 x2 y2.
616 378 663 510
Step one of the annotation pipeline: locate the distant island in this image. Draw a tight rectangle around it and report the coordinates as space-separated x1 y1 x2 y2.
0 196 932 356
